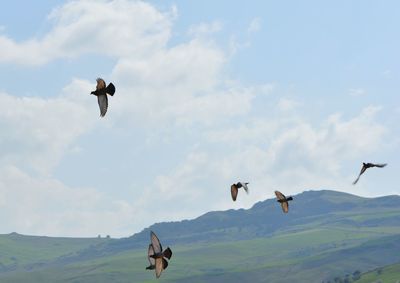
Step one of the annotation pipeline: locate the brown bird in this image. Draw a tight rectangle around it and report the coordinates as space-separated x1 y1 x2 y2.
90 78 116 117
275 190 293 213
230 182 249 201
353 162 387 185
148 231 172 278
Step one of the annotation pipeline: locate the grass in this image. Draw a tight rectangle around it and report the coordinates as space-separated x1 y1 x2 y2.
1 226 399 283
0 233 109 268
355 263 400 283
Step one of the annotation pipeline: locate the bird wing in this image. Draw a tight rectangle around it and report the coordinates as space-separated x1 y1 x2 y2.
240 182 249 194
162 258 169 270
147 244 155 266
97 94 108 117
353 164 367 185
155 257 163 278
231 184 238 201
352 175 361 185
96 78 106 90
106 83 116 96
373 163 387 168
163 247 172 260
281 201 289 213
275 190 286 201
359 164 368 175
150 231 162 254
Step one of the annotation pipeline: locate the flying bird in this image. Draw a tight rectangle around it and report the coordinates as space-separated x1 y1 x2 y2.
148 231 173 278
353 162 387 185
275 190 293 213
230 182 249 201
90 78 116 117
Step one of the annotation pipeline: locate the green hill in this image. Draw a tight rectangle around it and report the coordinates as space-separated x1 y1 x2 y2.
0 190 399 282
356 262 400 283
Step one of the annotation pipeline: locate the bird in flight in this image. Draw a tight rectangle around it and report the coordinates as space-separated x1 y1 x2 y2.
230 182 249 201
353 162 387 185
275 190 293 213
90 78 116 117
147 231 172 278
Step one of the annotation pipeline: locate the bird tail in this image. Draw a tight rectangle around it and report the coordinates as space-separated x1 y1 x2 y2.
163 247 172 259
286 196 293 201
106 83 116 96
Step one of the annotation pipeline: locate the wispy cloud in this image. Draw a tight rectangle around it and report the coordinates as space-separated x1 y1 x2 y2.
248 17 262 33
278 98 300 111
188 21 222 36
348 88 366 97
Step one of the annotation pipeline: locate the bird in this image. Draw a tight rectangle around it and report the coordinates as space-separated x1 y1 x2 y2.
353 162 387 185
90 78 116 117
275 190 293 213
148 231 173 278
230 182 249 201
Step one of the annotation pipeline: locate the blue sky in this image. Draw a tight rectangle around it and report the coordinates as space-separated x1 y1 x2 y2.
0 0 398 237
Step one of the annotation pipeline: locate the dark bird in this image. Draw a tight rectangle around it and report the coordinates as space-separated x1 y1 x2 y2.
275 190 293 213
148 231 173 278
90 78 116 117
230 182 249 201
353 162 387 185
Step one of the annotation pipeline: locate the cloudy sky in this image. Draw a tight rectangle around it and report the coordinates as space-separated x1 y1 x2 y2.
0 0 398 237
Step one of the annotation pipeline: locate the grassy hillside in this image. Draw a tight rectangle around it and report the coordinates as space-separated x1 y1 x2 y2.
332 262 400 283
356 262 400 283
0 233 109 271
1 230 399 282
0 190 399 282
120 190 400 249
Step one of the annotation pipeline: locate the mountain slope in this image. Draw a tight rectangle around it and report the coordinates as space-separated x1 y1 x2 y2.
104 190 400 251
0 190 399 282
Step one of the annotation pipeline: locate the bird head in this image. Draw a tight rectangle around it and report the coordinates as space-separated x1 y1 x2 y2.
96 78 106 90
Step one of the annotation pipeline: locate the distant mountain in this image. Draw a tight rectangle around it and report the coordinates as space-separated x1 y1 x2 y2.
0 190 399 283
103 190 400 251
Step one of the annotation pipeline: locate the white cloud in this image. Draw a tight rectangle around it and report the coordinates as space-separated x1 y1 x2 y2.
128 106 388 228
0 165 136 237
0 0 175 65
248 17 262 33
0 79 97 175
111 38 257 127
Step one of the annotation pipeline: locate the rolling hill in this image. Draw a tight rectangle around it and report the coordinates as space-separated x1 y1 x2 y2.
0 190 399 282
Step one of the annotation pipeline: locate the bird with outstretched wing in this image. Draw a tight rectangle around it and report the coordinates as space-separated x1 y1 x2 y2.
147 231 172 278
275 190 293 213
353 162 387 185
90 78 116 117
230 182 249 201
